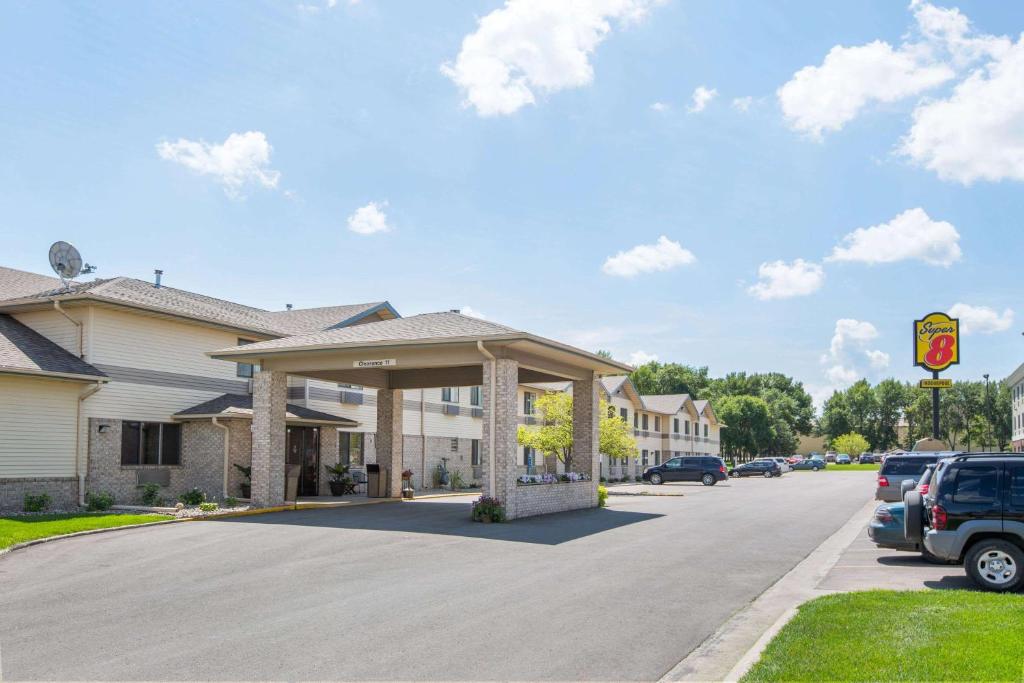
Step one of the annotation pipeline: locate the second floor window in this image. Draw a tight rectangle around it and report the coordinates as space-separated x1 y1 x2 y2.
524 392 535 415
620 407 628 423
236 339 256 378
674 418 679 433
654 416 661 432
704 423 709 438
684 421 690 435
441 387 460 403
642 414 649 431
633 413 638 429
470 386 482 406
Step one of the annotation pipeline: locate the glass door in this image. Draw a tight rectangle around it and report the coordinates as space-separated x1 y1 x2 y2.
286 427 321 497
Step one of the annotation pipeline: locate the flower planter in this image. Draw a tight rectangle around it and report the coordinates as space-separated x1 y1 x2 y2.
328 481 347 496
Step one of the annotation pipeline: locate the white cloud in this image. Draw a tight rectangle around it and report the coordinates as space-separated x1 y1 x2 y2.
601 236 696 277
747 259 824 300
828 318 879 359
156 131 281 198
826 208 961 267
460 305 487 320
825 364 859 386
778 40 953 138
948 303 1014 335
649 101 670 112
865 349 891 370
346 201 391 235
441 0 658 117
732 96 753 112
901 38 1024 184
687 85 717 113
629 350 658 366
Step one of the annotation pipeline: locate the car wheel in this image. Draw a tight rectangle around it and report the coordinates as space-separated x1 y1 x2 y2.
965 540 1023 592
729 470 738 478
812 465 820 471
763 471 773 478
649 473 663 485
701 473 715 486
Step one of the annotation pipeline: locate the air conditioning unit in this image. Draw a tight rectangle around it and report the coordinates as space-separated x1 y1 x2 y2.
443 403 460 416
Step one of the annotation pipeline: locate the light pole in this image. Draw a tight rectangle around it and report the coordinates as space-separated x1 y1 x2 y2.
983 373 991 452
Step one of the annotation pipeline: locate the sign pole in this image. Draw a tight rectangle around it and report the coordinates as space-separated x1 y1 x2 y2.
931 370 940 439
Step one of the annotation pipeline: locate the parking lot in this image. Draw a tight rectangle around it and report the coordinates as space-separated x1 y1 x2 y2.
0 471 875 681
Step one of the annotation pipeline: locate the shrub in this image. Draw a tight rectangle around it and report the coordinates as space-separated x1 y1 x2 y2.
86 491 114 511
450 469 466 489
471 496 506 523
599 476 607 483
23 492 51 513
199 502 218 512
178 488 205 506
140 482 162 506
598 485 608 507
634 475 642 482
224 496 239 508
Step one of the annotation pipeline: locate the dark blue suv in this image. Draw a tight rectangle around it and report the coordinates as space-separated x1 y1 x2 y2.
643 456 728 486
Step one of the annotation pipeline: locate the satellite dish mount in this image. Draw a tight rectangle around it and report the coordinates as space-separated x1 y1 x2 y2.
48 241 95 290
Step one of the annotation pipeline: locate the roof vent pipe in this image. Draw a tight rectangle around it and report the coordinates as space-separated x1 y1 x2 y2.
286 304 293 311
450 309 460 313
154 269 163 288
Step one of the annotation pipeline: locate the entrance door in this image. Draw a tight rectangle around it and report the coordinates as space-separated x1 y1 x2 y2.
286 426 320 497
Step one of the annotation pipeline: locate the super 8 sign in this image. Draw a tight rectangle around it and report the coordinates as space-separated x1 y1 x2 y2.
914 312 960 372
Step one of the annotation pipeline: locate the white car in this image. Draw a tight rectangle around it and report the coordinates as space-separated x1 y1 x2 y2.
755 457 792 474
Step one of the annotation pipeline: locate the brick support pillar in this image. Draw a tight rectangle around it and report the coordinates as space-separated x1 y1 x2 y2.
376 388 404 498
251 370 287 507
573 373 600 507
482 358 520 517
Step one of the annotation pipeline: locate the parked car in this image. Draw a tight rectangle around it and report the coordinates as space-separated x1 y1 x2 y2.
858 452 876 464
786 455 804 465
875 453 951 502
825 452 837 462
906 453 1024 591
767 457 793 473
867 501 946 563
643 456 728 486
835 453 852 465
728 460 782 478
792 457 827 471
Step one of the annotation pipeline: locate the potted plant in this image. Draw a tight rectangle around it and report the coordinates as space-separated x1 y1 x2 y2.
324 462 353 496
401 469 414 499
233 464 252 498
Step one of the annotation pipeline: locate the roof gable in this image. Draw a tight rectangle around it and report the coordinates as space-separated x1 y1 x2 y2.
0 314 106 380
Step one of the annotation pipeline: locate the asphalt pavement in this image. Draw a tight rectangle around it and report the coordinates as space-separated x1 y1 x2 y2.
0 470 876 681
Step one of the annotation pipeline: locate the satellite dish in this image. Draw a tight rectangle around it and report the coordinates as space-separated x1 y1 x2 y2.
48 241 83 285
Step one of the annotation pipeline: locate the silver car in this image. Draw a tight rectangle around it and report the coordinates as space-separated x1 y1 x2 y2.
874 454 949 502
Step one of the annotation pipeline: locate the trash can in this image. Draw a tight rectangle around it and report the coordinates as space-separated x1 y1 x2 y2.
366 463 381 498
285 464 301 501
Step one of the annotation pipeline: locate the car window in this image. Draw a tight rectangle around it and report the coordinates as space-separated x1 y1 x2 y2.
951 466 999 504
682 457 699 465
665 458 682 468
881 457 938 476
1009 466 1024 507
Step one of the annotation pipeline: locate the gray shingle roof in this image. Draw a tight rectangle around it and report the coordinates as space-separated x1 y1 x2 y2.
0 266 61 301
0 314 106 380
214 311 523 354
174 393 357 425
600 375 628 395
640 394 692 415
0 270 392 337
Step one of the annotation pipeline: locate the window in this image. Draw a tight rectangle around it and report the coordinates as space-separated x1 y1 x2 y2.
470 386 482 406
441 387 460 403
524 391 535 415
339 432 364 466
642 414 649 431
673 418 679 433
654 450 660 465
1010 466 1024 507
654 416 661 432
338 383 363 390
471 439 481 466
620 407 628 422
665 457 681 468
608 405 616 419
704 423 709 438
633 413 638 429
120 422 180 465
235 339 256 378
951 466 999 504
684 421 690 435
524 447 535 468
642 450 649 466
450 438 459 452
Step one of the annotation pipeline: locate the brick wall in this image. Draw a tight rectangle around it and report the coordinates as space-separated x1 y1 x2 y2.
0 477 79 512
511 481 596 518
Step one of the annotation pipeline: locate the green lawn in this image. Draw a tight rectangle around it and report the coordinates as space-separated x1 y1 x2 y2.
0 513 170 550
790 463 880 471
743 590 1024 682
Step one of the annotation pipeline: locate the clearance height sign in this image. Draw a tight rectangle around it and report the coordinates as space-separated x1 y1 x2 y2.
914 312 960 373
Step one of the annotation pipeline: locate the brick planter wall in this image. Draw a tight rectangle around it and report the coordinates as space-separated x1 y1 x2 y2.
510 480 597 518
0 477 79 512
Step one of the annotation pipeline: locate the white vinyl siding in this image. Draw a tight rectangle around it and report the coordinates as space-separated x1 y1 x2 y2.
13 309 81 356
0 375 80 477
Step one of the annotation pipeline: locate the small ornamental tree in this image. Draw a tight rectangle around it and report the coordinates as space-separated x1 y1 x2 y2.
831 432 870 457
517 393 637 474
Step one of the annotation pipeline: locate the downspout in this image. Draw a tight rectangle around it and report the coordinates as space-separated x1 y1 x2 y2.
53 301 84 358
76 382 103 506
476 341 497 497
420 388 426 491
212 417 230 499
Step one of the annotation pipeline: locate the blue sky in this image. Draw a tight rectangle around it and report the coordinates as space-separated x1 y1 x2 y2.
1 0 1022 404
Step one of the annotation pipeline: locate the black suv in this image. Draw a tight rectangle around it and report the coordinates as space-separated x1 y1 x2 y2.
728 460 782 478
643 456 728 486
905 453 1024 592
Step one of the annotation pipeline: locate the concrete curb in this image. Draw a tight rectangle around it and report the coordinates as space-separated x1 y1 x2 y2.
607 490 685 497
406 491 480 500
660 496 878 682
0 516 182 559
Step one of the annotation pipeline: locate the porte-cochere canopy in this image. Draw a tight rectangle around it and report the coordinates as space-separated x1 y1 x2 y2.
209 312 631 519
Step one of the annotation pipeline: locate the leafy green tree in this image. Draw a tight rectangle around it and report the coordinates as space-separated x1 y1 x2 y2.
629 361 712 398
992 382 1013 450
595 349 614 360
517 393 636 473
873 379 905 451
832 432 870 456
820 391 853 443
715 395 773 460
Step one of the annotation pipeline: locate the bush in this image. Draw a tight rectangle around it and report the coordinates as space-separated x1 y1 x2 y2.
634 475 642 482
140 482 162 506
471 496 506 523
450 469 466 489
23 492 52 513
599 476 607 483
598 485 608 507
86 491 114 511
199 502 218 512
224 496 239 508
178 488 205 506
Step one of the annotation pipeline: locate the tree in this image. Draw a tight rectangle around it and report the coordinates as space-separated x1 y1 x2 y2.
629 361 711 398
595 349 614 360
832 432 870 456
820 391 853 443
845 380 878 442
872 379 904 451
517 394 636 474
715 395 773 460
